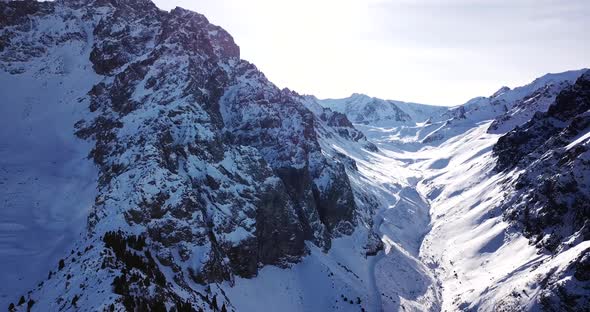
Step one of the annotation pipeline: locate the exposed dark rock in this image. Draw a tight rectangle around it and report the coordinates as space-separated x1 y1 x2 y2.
0 0 366 309
494 71 590 251
493 71 590 311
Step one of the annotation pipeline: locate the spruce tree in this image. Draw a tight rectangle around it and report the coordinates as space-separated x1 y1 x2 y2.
211 295 217 310
72 295 79 307
27 299 35 311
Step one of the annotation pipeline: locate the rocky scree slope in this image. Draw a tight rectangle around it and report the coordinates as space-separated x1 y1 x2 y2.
0 0 375 310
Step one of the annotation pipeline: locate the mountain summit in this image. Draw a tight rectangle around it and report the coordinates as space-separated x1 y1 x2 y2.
1 0 589 311
1 0 378 310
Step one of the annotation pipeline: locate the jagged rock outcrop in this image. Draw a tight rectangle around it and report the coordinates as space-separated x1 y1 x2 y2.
0 0 367 310
493 70 590 311
303 96 379 151
488 79 578 134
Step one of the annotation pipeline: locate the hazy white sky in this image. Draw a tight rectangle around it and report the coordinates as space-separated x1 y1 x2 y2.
153 0 589 105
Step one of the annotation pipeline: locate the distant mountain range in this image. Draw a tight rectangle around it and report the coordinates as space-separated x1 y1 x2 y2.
318 93 445 126
1 0 588 311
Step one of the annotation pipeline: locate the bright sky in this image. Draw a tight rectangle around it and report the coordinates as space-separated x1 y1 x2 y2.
153 0 590 105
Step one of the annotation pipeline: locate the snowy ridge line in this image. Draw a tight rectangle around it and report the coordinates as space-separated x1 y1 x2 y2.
327 69 590 311
1 0 384 311
1 0 590 310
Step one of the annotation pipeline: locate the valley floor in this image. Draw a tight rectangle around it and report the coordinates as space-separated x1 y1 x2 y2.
339 121 509 311
361 122 504 312
350 121 590 312
1 102 586 311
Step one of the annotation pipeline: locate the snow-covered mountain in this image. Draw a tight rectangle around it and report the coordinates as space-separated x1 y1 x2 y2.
319 93 446 126
1 1 379 311
1 0 589 311
322 70 586 150
490 71 590 310
316 72 590 311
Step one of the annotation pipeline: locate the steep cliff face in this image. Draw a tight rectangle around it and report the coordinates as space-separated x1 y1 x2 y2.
1 0 366 310
493 70 590 311
3 1 589 311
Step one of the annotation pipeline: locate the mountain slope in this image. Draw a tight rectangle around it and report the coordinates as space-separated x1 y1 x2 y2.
324 70 586 150
423 70 586 144
492 71 590 310
320 70 590 311
1 0 589 311
1 1 378 311
0 0 101 306
415 72 590 312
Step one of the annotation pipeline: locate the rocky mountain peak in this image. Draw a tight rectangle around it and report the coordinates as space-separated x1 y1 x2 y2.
165 6 239 60
1 0 371 310
547 69 590 120
2 0 589 311
491 86 511 98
